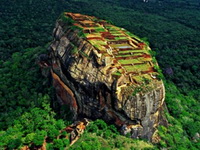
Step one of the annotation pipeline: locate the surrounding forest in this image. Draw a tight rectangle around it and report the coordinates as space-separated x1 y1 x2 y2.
0 0 199 149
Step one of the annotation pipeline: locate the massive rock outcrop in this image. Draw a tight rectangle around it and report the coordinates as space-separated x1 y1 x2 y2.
47 12 166 141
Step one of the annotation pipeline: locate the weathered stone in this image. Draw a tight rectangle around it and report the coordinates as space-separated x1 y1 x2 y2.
47 12 166 141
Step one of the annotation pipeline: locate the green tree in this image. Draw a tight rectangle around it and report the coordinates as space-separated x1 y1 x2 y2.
53 139 64 150
33 130 47 147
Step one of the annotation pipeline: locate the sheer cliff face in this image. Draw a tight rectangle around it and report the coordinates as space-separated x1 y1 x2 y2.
49 12 165 140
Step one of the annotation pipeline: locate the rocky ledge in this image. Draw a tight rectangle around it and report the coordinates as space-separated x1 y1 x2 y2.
45 12 166 141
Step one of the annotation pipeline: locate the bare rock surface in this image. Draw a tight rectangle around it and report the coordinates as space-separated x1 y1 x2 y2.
47 12 166 141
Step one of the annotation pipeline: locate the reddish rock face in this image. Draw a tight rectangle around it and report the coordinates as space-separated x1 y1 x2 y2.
48 12 166 141
52 71 78 116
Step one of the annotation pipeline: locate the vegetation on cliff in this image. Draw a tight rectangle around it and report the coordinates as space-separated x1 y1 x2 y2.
0 0 199 149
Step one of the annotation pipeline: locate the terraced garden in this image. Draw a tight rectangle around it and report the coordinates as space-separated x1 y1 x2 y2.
64 12 159 83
